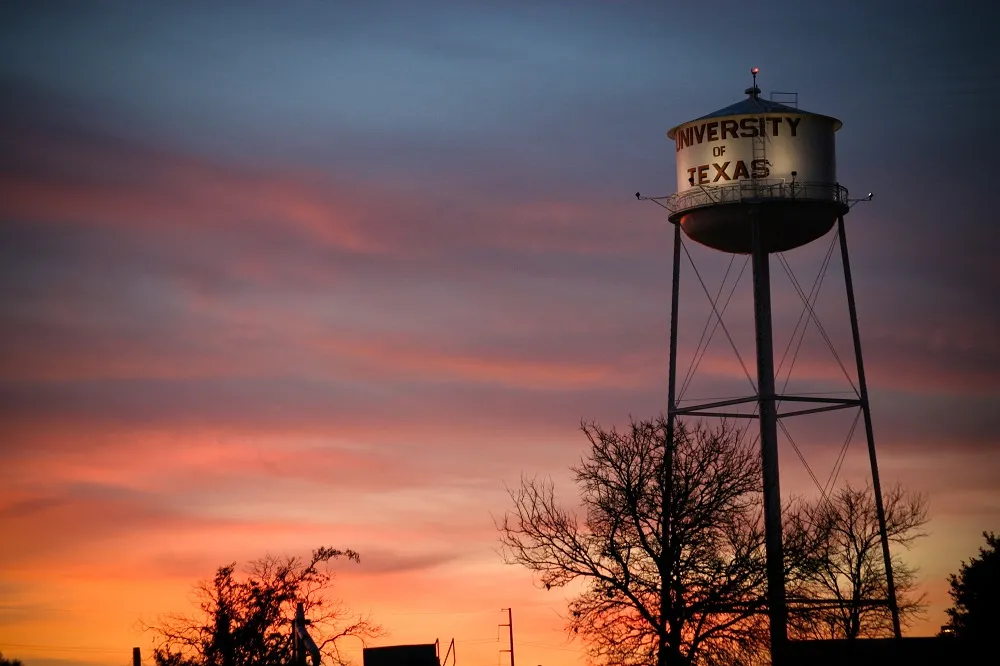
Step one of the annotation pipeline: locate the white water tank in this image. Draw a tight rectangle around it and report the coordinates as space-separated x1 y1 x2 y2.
665 85 848 253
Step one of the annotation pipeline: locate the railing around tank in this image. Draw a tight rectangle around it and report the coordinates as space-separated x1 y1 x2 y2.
665 180 849 217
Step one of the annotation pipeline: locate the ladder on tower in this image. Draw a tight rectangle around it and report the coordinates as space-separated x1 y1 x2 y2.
750 91 767 197
747 67 768 198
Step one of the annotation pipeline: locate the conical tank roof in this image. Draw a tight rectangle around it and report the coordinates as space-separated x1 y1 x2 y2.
667 87 842 139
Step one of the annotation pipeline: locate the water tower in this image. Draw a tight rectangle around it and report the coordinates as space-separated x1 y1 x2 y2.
637 70 898 664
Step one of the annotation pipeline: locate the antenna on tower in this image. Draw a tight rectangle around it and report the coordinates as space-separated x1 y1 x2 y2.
746 67 762 99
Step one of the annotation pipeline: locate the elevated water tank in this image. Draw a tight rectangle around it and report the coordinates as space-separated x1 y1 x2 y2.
666 84 848 253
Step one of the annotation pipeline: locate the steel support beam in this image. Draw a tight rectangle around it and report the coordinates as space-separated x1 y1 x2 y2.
673 395 860 417
660 221 682 666
680 411 760 419
670 396 759 416
751 208 787 664
838 215 901 638
777 403 859 419
773 395 862 405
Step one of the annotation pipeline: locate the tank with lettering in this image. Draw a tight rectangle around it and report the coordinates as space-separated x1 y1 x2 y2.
665 85 848 254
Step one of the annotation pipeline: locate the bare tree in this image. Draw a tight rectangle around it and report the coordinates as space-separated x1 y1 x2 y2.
147 546 383 666
497 416 801 666
788 484 928 639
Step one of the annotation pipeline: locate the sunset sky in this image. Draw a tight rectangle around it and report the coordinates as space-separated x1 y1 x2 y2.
1 1 997 665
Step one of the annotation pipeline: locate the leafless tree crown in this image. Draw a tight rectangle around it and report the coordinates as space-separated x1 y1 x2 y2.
147 547 383 666
498 417 777 666
497 416 928 665
788 484 929 640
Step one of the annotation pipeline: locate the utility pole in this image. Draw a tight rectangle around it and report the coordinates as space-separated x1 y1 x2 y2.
132 647 141 666
293 602 321 666
499 608 514 666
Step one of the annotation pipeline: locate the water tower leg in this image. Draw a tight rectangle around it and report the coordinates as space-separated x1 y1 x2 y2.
661 220 681 666
750 209 787 663
836 215 902 639
666 219 681 460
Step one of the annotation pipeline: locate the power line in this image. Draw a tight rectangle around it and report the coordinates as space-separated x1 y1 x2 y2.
775 250 858 396
774 231 839 392
682 239 757 393
677 252 738 400
777 419 825 499
678 254 750 402
0 642 126 654
377 609 503 617
823 409 861 498
519 641 580 653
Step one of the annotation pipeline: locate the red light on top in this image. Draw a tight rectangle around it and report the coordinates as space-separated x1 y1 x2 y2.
751 67 759 75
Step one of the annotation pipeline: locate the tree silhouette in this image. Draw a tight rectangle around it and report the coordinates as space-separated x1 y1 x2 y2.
787 483 928 639
497 416 812 666
147 547 383 666
0 652 24 666
942 531 999 643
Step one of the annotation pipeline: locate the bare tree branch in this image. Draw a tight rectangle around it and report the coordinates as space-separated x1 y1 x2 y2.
143 547 385 666
497 416 787 666
788 483 928 639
